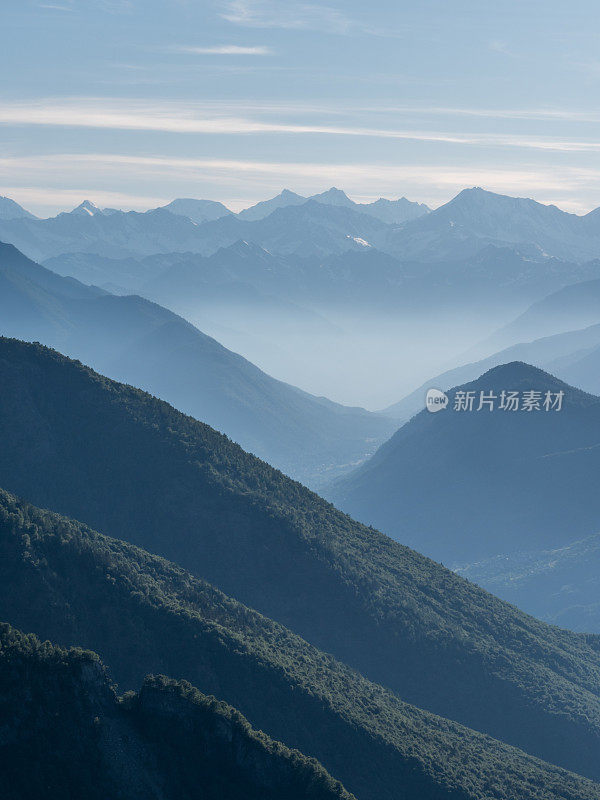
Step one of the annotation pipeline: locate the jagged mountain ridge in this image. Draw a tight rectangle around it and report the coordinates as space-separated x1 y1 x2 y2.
8 186 600 267
379 187 600 262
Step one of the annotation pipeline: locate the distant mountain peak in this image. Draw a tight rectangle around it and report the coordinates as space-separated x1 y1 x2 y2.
280 188 303 199
458 360 581 395
448 187 504 206
158 198 232 224
237 189 307 221
361 196 430 223
71 200 103 217
224 238 270 257
311 187 354 206
480 360 550 380
0 196 36 220
445 187 545 212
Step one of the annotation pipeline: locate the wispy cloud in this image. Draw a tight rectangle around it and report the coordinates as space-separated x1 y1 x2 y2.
222 0 353 34
2 98 600 154
373 105 600 123
171 45 272 55
38 0 133 13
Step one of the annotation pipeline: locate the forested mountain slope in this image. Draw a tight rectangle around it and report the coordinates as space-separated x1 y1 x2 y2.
333 362 600 563
1 340 600 781
0 621 354 800
1 492 599 800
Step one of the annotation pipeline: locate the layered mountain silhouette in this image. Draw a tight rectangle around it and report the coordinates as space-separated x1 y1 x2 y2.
0 205 205 261
10 199 594 326
3 340 600 782
383 322 600 423
558 343 600 396
13 186 600 266
177 200 389 258
473 277 600 358
0 241 394 484
139 239 310 308
0 621 355 800
45 240 593 321
2 488 599 800
333 362 600 564
0 191 401 262
3 189 600 319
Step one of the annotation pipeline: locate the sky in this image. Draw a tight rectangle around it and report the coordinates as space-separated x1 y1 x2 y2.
3 0 600 216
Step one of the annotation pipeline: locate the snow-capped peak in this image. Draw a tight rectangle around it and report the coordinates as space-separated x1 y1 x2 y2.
71 200 103 217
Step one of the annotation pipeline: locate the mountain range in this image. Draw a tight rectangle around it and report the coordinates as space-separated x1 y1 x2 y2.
6 189 597 339
379 187 600 263
3 339 600 786
237 187 430 224
0 240 394 485
5 183 600 795
4 186 600 272
0 188 427 263
331 362 600 564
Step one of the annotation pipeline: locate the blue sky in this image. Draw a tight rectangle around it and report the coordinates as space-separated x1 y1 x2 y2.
3 0 600 215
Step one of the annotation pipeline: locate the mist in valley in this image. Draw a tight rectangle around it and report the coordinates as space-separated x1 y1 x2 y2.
179 301 517 409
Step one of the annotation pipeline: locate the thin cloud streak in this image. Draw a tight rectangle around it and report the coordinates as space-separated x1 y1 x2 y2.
3 100 600 153
373 105 600 123
170 45 272 55
221 0 353 34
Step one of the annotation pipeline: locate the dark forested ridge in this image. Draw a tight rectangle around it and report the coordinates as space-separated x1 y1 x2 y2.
0 621 355 800
1 490 599 800
2 339 600 782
